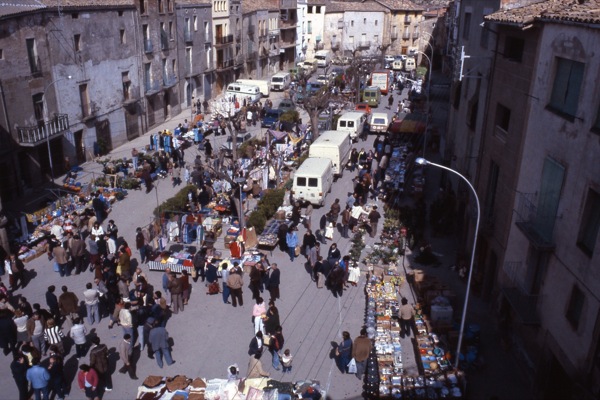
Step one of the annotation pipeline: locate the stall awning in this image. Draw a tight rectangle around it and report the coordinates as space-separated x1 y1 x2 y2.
267 130 288 140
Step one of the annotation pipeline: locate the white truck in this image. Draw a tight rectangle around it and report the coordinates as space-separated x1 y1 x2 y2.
309 130 351 177
315 50 332 68
292 158 334 206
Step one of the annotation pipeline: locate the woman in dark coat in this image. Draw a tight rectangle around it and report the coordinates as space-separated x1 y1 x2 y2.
277 223 289 252
249 264 263 301
263 301 280 336
205 259 218 284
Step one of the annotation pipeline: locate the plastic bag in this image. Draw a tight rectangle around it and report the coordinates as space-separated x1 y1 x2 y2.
347 358 357 374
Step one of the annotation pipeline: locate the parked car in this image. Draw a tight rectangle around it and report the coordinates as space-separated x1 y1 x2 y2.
226 132 253 149
331 67 344 78
355 103 372 114
278 99 296 113
295 86 306 104
262 109 284 128
385 55 395 63
316 74 332 86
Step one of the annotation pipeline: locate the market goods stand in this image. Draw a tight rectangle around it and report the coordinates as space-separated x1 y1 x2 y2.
363 264 466 399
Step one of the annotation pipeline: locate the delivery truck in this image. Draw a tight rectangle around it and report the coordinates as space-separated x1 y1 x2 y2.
309 130 351 177
292 158 334 206
370 70 390 95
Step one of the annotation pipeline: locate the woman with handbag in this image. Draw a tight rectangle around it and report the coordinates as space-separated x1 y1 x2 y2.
336 331 353 374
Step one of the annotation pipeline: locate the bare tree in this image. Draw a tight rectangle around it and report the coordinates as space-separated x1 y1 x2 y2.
300 87 333 139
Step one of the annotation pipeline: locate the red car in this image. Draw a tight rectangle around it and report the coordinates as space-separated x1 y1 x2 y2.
355 103 372 114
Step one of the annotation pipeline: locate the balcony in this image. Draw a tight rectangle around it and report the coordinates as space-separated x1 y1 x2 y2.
391 32 398 40
279 20 297 30
331 42 339 50
260 47 269 59
234 54 244 67
144 39 153 53
314 42 324 51
235 31 241 42
216 59 233 70
29 57 43 77
269 29 280 38
515 192 557 251
501 261 541 325
279 40 296 49
215 34 233 47
412 31 419 39
184 29 192 43
404 16 412 23
16 114 69 147
269 48 280 57
402 32 410 40
358 41 370 49
246 51 258 61
248 25 256 37
145 81 161 96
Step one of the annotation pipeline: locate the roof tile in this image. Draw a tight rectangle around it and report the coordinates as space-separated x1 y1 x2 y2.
486 0 600 25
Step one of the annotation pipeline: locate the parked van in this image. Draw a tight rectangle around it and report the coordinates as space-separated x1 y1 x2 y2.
235 79 270 97
404 56 416 72
271 72 292 91
302 59 318 74
337 111 368 141
369 112 389 134
315 50 332 68
309 130 351 177
225 83 262 103
363 86 381 107
392 59 404 71
292 158 334 206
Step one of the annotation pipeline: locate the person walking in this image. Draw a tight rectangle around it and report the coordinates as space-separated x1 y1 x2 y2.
47 353 66 400
336 331 353 373
179 270 191 305
286 228 298 262
5 253 26 290
69 234 87 275
249 264 262 301
45 286 60 321
70 317 88 360
11 352 29 400
341 206 351 239
266 263 280 302
269 325 285 371
167 272 184 314
252 297 267 335
58 286 79 324
83 282 100 325
52 244 69 277
220 263 231 304
89 337 112 392
148 320 175 368
352 328 372 380
135 227 148 264
118 334 138 379
77 364 100 400
27 358 51 400
27 311 46 356
398 298 415 338
227 266 244 307
387 94 394 109
368 206 382 238
281 349 293 373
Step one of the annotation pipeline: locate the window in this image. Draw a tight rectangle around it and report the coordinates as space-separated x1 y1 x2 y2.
0 49 3 59
168 0 173 13
118 10 124 17
364 18 366 24
158 0 164 13
26 38 40 74
144 63 152 91
484 161 499 220
374 35 379 44
169 22 174 40
72 13 79 19
463 12 471 40
74 34 81 51
122 72 131 100
351 20 354 27
204 21 209 39
120 29 126 44
577 189 600 256
375 20 378 26
495 103 511 131
32 93 44 122
566 285 585 330
504 36 524 62
535 157 565 241
594 105 600 134
307 21 312 34
548 57 584 119
467 99 478 128
194 16 198 31
307 6 313 14
140 0 146 15
79 84 90 117
296 177 306 186
316 6 321 13
308 178 318 187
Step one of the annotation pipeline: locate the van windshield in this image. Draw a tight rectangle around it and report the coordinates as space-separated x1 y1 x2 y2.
373 118 386 124
308 178 318 187
272 77 283 82
297 177 306 186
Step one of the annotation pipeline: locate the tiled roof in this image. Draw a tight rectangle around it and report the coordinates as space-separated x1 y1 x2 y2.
0 0 46 18
375 0 424 11
177 0 212 5
326 0 390 13
307 0 326 5
486 0 600 26
243 0 278 13
38 0 134 7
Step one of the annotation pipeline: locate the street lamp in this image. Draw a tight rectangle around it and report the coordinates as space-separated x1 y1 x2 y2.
415 157 480 371
42 75 72 182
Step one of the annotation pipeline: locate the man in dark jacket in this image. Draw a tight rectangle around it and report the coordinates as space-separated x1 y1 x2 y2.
148 320 175 368
45 286 60 320
89 336 112 391
10 352 29 400
266 263 280 302
58 286 79 322
69 234 87 275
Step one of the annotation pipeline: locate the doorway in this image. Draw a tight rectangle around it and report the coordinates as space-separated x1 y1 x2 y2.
95 119 112 157
74 129 86 164
163 91 171 120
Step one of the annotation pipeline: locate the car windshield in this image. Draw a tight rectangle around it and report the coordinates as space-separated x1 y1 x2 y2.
266 110 281 118
273 77 283 82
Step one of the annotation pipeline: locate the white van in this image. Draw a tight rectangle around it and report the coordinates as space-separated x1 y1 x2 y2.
235 79 270 97
369 112 389 134
309 130 351 177
225 83 262 103
404 57 416 72
392 59 404 71
271 72 291 91
302 59 318 74
292 158 334 206
337 111 368 141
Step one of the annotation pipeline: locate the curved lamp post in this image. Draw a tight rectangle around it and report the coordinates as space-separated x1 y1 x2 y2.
415 157 480 370
43 75 72 182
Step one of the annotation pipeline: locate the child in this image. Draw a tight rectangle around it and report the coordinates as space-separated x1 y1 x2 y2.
281 349 293 373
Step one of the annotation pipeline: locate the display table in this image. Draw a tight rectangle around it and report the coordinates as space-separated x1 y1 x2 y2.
258 220 289 254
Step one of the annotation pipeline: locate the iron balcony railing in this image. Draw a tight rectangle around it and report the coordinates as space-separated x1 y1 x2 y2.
17 114 69 146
